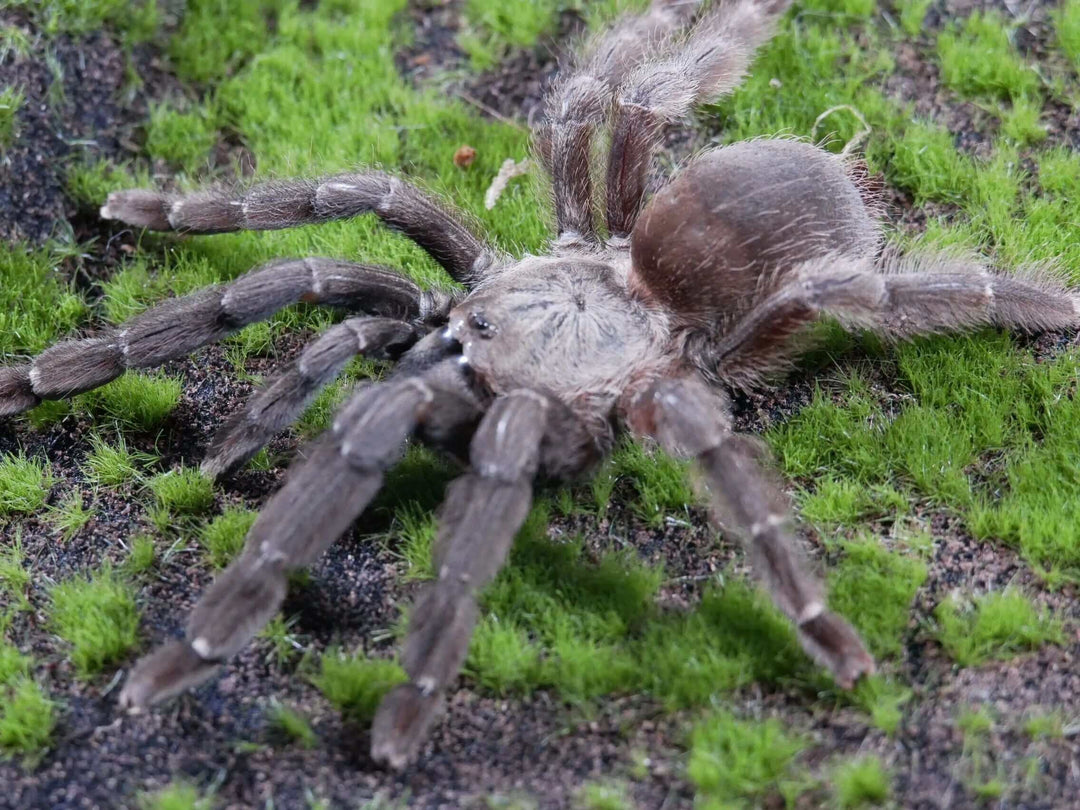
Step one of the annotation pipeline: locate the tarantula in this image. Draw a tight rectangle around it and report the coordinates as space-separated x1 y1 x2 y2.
2 0 1077 769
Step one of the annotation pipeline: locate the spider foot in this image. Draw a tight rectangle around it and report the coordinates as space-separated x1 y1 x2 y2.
118 641 220 711
0 365 38 416
370 683 443 770
797 610 875 689
100 189 171 230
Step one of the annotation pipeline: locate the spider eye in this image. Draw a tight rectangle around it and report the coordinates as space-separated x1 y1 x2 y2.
467 311 497 338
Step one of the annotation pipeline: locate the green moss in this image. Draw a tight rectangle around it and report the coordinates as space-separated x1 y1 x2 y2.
0 675 57 762
1001 96 1047 146
148 468 215 516
688 711 807 808
312 650 407 724
832 756 891 808
958 705 995 738
50 566 139 677
198 506 257 568
573 781 633 810
84 433 158 488
267 701 317 749
463 505 821 708
1055 0 1080 68
459 0 564 69
1023 710 1065 740
65 159 140 211
0 453 53 516
896 0 934 37
137 782 214 810
851 675 912 736
0 535 31 609
802 0 877 19
607 441 693 526
257 614 302 668
0 85 23 149
937 12 1040 102
935 589 1064 667
5 0 159 40
48 491 93 541
0 248 86 358
78 372 182 431
145 102 219 171
386 502 437 581
827 537 926 659
169 0 294 84
124 534 157 575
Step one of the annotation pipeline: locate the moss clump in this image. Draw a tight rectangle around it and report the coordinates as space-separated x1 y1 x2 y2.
312 651 407 723
84 433 157 488
148 468 215 516
50 567 139 677
833 756 891 807
198 506 257 568
688 710 807 807
0 453 53 516
80 372 183 431
935 589 1064 666
827 536 927 659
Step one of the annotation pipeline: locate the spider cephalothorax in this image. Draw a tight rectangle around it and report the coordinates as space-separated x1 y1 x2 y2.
2 0 1077 769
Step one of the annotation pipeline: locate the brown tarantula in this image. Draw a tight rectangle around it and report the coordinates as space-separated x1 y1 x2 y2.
2 0 1077 769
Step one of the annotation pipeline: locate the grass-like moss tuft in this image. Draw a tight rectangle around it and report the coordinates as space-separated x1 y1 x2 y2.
0 248 86 357
79 372 183 431
312 650 407 724
0 85 23 149
84 433 158 488
832 755 891 808
688 710 808 807
50 566 139 677
198 506 257 568
136 782 213 810
827 536 927 659
267 701 317 749
935 589 1064 667
0 453 53 516
0 661 57 762
148 468 215 516
937 11 1041 102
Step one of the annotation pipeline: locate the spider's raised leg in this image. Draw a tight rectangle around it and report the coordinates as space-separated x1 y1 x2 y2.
371 390 599 769
627 375 875 687
201 316 424 478
0 258 438 417
536 0 699 244
102 172 499 283
118 369 483 710
606 0 791 236
703 255 1080 387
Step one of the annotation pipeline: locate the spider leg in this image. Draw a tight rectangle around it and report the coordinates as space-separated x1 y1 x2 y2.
606 0 791 236
0 258 440 417
372 389 595 769
703 254 1080 388
201 316 422 479
118 369 482 711
101 172 500 284
536 0 700 244
627 375 875 688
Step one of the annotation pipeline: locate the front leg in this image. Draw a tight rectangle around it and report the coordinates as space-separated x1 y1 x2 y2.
101 172 500 284
371 389 576 769
627 375 875 688
118 371 482 711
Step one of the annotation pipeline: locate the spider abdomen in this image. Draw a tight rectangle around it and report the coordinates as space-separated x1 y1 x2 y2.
629 139 880 326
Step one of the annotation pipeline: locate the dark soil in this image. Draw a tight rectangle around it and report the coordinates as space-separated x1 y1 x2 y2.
2 2 1080 809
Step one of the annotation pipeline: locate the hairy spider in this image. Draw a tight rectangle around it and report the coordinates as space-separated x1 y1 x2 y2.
2 0 1077 769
